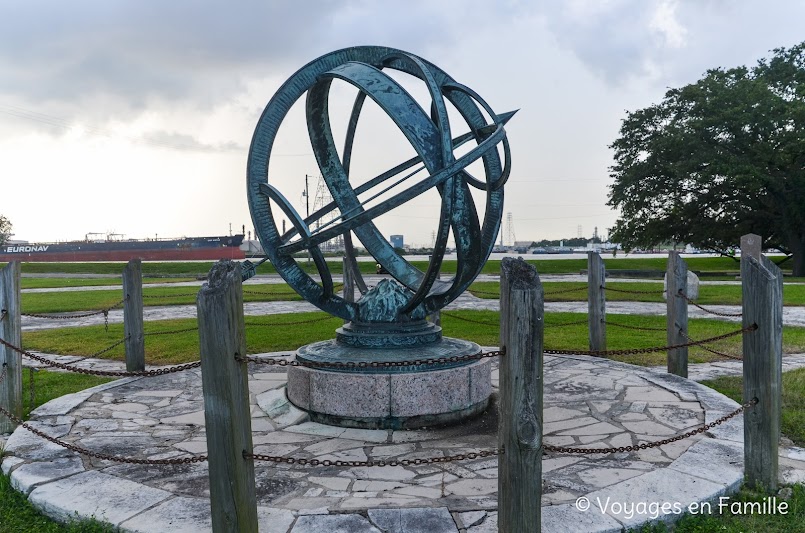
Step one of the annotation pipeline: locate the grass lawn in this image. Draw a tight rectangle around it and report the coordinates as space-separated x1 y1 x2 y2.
21 311 805 367
20 282 314 314
701 368 805 447
1 370 116 532
468 280 805 306
21 277 196 289
635 483 804 532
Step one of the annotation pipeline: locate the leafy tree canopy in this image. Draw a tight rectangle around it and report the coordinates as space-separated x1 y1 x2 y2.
608 42 805 275
0 215 11 246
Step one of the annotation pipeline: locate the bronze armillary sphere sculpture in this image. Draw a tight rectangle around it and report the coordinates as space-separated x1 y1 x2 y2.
247 46 513 331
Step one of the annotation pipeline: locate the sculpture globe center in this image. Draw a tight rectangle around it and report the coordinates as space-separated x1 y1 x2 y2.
246 46 514 428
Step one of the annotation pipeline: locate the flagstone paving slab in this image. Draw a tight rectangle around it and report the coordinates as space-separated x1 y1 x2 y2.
4 351 802 532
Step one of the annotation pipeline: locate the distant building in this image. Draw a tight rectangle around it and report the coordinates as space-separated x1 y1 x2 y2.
390 235 404 249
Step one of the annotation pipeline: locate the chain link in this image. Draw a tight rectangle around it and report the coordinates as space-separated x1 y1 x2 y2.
21 298 126 320
0 336 201 377
544 285 589 296
0 309 7 321
602 285 663 295
441 311 498 326
0 396 208 465
604 320 668 332
238 348 504 370
544 399 756 454
245 448 503 467
143 326 199 337
544 324 756 357
678 330 743 361
677 292 743 317
142 292 198 299
244 315 339 327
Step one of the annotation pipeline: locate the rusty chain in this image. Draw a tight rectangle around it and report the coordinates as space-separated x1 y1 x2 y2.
602 285 663 295
677 291 743 317
0 309 6 321
678 330 743 361
142 292 198 299
0 336 201 377
21 298 126 332
544 285 589 296
544 324 756 357
604 320 667 332
0 394 208 465
244 315 339 327
544 399 756 454
441 311 498 326
238 348 504 370
246 448 503 467
548 318 590 328
143 326 199 337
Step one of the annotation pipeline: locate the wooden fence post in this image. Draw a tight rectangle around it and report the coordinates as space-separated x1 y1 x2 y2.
0 261 22 433
666 251 688 377
588 252 606 351
499 257 543 533
198 261 258 532
122 259 145 372
741 234 782 492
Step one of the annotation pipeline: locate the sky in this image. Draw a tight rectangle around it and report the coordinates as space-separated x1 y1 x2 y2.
1 0 803 249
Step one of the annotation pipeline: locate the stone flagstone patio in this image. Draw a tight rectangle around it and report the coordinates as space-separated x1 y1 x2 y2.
0 349 774 532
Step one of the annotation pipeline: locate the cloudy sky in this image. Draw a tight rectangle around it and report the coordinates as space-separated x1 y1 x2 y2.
1 0 803 248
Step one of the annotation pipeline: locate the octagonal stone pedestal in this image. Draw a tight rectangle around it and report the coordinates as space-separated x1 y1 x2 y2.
287 337 492 429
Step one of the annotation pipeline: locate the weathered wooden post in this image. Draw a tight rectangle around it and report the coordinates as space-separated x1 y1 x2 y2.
499 257 543 532
587 251 606 351
666 251 688 377
198 261 258 532
122 259 145 372
0 261 22 433
741 234 782 492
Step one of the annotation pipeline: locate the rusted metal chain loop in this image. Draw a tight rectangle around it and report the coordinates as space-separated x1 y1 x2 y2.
544 399 757 454
602 285 663 295
0 309 7 321
0 362 7 385
677 291 743 317
604 320 667 332
142 292 199 299
0 336 201 377
544 285 589 296
678 330 744 361
0 400 208 465
468 288 500 296
548 319 590 328
441 311 498 326
243 283 343 297
238 348 504 370
21 298 126 320
544 324 756 357
245 447 503 467
143 326 200 336
244 315 339 327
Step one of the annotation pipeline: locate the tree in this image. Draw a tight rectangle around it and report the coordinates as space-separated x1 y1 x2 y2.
0 215 11 246
608 42 805 275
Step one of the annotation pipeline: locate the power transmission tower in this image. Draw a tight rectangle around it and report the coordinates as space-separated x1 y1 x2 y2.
506 212 516 247
577 225 583 239
310 175 344 252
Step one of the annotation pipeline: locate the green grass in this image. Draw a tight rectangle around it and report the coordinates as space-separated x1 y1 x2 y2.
21 311 805 367
0 473 117 532
632 483 805 532
701 368 805 447
21 277 196 289
23 370 113 418
20 283 310 314
1 370 116 532
468 281 805 306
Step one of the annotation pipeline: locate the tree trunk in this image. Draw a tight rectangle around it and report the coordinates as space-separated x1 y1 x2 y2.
788 237 805 277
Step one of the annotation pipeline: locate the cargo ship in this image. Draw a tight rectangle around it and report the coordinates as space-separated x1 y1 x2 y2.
0 234 246 262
